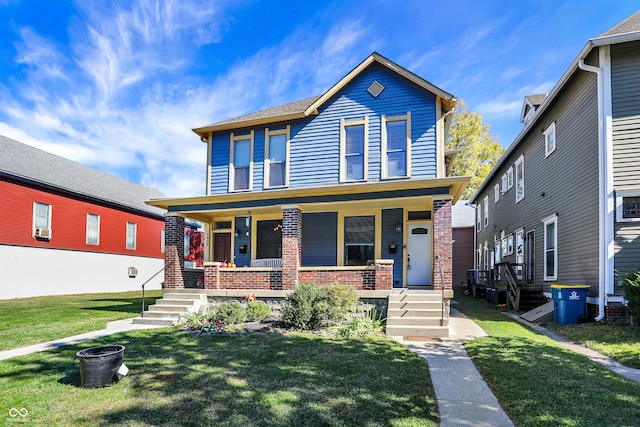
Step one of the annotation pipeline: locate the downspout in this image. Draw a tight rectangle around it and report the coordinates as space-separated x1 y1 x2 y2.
578 54 610 322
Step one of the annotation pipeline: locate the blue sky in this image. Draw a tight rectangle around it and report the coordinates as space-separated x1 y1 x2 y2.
0 1 637 197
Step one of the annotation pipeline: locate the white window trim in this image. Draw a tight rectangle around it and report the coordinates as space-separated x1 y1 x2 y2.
501 174 508 194
542 214 558 281
381 112 411 179
483 242 489 271
126 222 137 250
506 234 514 255
86 213 100 245
495 238 501 263
161 229 165 254
494 183 500 202
33 202 52 238
506 167 514 190
515 155 524 203
340 116 369 182
544 122 556 158
229 130 254 192
264 126 290 189
616 189 640 222
476 204 482 231
483 196 489 227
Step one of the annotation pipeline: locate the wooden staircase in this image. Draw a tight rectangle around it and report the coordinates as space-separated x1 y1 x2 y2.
132 289 207 326
386 289 449 338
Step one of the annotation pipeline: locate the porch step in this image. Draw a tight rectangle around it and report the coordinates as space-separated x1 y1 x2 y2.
131 317 176 327
132 289 206 326
386 289 449 338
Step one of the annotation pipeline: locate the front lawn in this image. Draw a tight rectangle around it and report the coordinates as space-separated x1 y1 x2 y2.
454 295 640 427
0 290 162 351
0 329 438 426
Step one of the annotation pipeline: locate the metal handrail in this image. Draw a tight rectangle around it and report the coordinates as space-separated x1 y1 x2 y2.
140 261 173 317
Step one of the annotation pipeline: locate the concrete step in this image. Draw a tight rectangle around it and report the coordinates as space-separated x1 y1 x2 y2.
388 293 442 302
386 325 449 338
147 304 190 313
386 316 444 326
162 292 205 301
155 299 199 306
141 311 181 320
388 308 443 317
131 317 176 326
388 301 442 310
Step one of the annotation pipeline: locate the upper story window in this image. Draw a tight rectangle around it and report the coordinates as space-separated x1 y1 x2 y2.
33 202 52 239
340 117 368 182
506 167 514 190
544 122 556 157
126 222 137 250
382 113 411 178
616 189 640 222
476 204 482 231
542 214 558 281
161 229 165 253
86 213 100 245
265 126 289 188
515 155 524 203
230 131 254 191
483 196 489 227
494 184 500 203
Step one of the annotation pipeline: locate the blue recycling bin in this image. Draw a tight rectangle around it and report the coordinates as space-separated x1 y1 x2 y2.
551 284 590 325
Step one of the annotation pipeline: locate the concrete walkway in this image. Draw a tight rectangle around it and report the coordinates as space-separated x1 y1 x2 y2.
0 319 163 361
393 308 515 427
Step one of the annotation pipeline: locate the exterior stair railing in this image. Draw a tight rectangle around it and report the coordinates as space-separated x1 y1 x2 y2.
140 261 173 317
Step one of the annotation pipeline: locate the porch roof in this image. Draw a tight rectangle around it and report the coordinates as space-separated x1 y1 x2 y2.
146 177 469 221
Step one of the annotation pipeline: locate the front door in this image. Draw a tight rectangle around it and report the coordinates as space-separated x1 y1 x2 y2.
213 232 231 263
407 223 433 287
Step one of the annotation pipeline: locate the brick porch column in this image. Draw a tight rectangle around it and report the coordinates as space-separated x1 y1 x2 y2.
433 199 452 291
374 259 394 290
164 214 185 289
281 205 302 290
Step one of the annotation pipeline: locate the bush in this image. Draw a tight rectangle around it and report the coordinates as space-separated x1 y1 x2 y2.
621 270 640 324
318 283 359 321
328 308 385 339
246 300 272 322
180 305 215 328
282 283 323 330
213 301 247 324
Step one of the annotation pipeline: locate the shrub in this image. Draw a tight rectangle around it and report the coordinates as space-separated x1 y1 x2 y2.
621 270 640 324
328 308 385 339
282 283 323 330
180 305 214 328
318 283 359 321
246 300 272 322
213 301 247 324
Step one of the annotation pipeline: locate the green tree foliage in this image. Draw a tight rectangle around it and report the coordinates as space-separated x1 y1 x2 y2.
446 100 505 200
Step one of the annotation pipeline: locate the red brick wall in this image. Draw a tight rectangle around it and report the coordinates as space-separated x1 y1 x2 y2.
298 269 376 290
433 199 452 290
282 207 302 289
164 215 185 288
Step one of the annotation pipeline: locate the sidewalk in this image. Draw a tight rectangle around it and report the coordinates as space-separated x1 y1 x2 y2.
392 308 515 427
0 319 163 361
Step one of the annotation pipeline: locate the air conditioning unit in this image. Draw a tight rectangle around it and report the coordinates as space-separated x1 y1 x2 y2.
35 228 51 239
128 267 138 278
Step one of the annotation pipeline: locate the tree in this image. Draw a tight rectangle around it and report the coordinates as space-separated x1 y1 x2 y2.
446 100 505 200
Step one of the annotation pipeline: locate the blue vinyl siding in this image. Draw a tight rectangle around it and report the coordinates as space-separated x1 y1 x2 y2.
208 62 438 194
382 208 404 287
301 212 338 266
233 216 251 267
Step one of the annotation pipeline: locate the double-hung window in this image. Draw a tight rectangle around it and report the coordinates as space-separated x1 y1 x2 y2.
265 127 289 188
494 184 500 202
483 196 489 227
544 122 556 157
344 215 375 266
515 155 524 203
476 204 482 231
86 213 100 245
33 202 52 239
126 222 137 250
543 215 558 280
340 117 368 182
382 113 410 178
230 131 254 191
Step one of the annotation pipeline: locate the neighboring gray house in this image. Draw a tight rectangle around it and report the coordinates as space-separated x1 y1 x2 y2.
470 11 640 322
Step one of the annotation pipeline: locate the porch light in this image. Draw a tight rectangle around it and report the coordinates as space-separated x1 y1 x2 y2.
395 224 402 233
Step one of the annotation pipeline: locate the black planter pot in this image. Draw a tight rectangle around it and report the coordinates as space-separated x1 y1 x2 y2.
76 345 126 388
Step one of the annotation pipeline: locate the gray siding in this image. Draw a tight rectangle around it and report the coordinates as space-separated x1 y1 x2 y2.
301 212 338 266
612 41 640 284
476 66 600 292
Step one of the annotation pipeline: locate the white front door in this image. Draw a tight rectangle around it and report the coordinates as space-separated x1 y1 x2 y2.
407 223 433 287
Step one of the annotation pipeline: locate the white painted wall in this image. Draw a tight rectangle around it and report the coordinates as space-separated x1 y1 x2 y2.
0 245 164 299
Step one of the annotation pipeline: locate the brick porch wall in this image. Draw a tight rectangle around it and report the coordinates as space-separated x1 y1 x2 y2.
433 199 452 291
282 206 302 290
164 215 185 288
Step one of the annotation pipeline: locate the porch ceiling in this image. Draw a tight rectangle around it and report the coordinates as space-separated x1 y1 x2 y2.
146 176 469 219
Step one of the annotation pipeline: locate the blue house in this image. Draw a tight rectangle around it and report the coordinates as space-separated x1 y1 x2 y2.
148 53 468 300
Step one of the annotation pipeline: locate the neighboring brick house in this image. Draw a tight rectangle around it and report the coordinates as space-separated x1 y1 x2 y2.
148 52 469 305
470 11 640 322
0 135 166 299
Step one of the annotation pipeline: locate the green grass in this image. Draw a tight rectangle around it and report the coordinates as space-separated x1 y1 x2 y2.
544 322 640 369
0 329 438 426
453 294 640 427
0 290 162 351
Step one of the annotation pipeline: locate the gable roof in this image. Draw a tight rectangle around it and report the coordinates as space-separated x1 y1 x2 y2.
192 52 456 138
0 134 165 217
471 10 640 203
519 93 548 124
